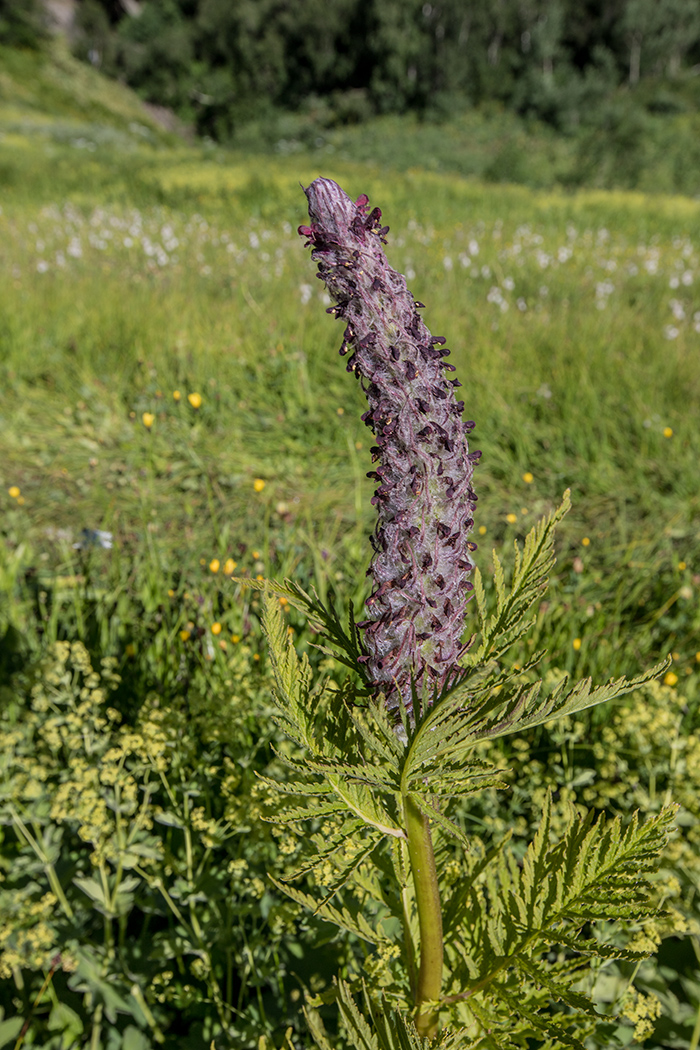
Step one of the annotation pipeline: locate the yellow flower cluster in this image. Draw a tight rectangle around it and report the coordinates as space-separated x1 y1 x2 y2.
620 988 662 1042
0 891 58 980
2 644 172 883
189 805 222 849
364 940 402 987
150 969 176 1005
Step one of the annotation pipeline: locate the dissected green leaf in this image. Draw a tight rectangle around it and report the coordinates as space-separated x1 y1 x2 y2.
246 576 369 679
447 802 677 1020
466 492 571 665
268 877 386 945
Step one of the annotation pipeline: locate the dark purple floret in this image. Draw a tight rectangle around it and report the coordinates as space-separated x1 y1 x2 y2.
300 178 479 723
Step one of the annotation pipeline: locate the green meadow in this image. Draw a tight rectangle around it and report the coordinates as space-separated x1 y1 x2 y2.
1 42 700 1049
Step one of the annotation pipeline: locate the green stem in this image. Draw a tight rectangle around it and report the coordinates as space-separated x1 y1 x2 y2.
690 937 700 1050
404 794 443 1039
90 1002 103 1050
401 884 418 1001
690 999 700 1050
10 811 74 920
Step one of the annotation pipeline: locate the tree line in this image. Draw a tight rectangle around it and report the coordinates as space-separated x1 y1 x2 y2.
3 0 700 139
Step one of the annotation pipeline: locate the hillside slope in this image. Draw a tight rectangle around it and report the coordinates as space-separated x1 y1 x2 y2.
0 38 175 142
3 38 700 201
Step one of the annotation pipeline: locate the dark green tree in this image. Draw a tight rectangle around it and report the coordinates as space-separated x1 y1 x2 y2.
115 0 195 111
0 0 47 49
56 0 700 140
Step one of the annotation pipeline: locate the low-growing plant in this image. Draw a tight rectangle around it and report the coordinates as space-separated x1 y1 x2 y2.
253 178 677 1047
475 679 700 1048
0 632 322 1047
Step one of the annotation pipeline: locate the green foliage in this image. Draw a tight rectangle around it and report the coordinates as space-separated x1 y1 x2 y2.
470 677 700 1048
305 979 471 1049
0 636 318 1046
0 50 699 1047
259 499 676 1044
0 0 47 50
71 0 700 142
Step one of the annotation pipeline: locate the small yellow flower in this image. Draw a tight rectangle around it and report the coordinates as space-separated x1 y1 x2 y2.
211 622 222 636
696 652 700 663
253 479 266 492
209 558 220 573
253 654 260 661
522 472 533 484
218 639 227 651
125 643 136 657
337 407 345 415
188 392 203 409
279 596 288 607
173 390 181 401
180 630 191 642
663 427 673 438
478 525 487 535
506 513 518 524
678 561 686 571
572 638 582 651
664 671 678 687
16 496 25 505
252 550 261 559
142 412 155 428
256 574 264 581
521 507 528 515
168 589 175 597
582 537 591 547
223 558 237 575
231 634 241 643
8 486 20 498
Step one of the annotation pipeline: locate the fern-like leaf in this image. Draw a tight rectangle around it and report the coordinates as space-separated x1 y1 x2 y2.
268 877 386 945
398 658 668 807
466 492 571 666
245 576 369 678
472 661 670 742
317 981 477 1050
303 1003 336 1050
447 802 677 1014
278 819 367 881
493 983 587 1050
262 587 405 839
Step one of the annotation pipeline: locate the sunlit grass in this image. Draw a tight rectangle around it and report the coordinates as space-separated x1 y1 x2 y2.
1 145 699 694
0 35 698 704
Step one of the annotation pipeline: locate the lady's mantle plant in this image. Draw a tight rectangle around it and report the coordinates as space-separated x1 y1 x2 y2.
253 179 674 1048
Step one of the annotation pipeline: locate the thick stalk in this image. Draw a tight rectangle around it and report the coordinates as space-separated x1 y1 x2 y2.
404 794 443 1039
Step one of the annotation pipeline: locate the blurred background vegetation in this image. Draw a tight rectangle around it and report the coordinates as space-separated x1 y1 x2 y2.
2 0 700 193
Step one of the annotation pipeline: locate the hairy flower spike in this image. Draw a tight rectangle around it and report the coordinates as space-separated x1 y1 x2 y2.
301 178 479 722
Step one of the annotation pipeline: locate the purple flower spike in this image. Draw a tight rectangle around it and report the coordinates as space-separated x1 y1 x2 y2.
301 178 479 723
